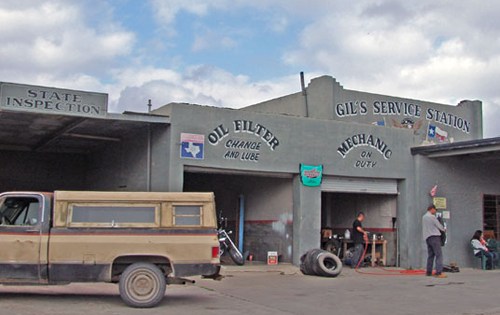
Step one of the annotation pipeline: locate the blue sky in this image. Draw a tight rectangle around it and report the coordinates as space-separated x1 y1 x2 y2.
1 0 500 137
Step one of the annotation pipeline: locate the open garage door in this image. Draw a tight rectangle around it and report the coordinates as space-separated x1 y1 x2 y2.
322 176 398 194
321 176 399 266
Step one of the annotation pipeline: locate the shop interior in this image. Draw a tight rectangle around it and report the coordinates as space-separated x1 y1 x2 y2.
321 192 398 266
183 170 294 262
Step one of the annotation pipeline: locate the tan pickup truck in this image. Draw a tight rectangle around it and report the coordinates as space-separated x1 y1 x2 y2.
0 191 221 308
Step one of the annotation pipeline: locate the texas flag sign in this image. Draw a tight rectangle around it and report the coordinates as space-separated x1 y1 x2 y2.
428 124 448 142
435 126 448 141
428 124 436 138
180 133 204 159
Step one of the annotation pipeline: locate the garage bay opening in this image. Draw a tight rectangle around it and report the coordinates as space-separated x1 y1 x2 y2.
183 170 293 263
321 191 398 267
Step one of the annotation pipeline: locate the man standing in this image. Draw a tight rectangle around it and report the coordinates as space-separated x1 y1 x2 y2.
352 212 368 268
423 204 447 278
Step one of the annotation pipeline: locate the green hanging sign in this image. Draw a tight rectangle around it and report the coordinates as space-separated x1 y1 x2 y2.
300 164 323 187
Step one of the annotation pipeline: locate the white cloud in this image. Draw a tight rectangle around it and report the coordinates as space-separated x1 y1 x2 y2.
0 1 135 79
149 0 300 35
281 0 500 137
1 0 499 138
191 30 237 52
111 65 300 113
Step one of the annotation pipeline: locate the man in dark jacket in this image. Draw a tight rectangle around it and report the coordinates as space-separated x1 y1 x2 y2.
352 212 368 268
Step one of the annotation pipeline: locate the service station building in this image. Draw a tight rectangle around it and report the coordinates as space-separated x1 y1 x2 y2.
1 76 499 268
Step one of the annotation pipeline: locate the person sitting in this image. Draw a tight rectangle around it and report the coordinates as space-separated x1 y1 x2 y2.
471 230 498 270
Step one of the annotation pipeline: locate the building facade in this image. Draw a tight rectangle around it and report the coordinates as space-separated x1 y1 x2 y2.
0 77 498 268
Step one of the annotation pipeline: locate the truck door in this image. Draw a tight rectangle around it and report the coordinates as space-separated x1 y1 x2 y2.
0 194 45 283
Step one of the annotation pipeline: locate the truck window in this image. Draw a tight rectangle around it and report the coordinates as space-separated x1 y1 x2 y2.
173 205 202 226
0 197 39 226
68 203 159 227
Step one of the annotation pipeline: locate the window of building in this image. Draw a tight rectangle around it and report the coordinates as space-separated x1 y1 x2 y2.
483 195 499 240
69 203 158 227
173 205 202 226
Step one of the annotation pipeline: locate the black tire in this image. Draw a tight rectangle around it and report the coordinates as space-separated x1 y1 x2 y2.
300 249 322 276
228 248 245 265
300 252 315 275
119 263 166 308
315 252 343 277
307 249 323 274
299 253 308 274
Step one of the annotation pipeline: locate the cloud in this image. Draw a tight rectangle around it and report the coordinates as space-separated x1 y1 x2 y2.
0 1 135 82
281 0 500 137
191 29 238 52
1 0 499 138
149 0 298 35
111 65 301 113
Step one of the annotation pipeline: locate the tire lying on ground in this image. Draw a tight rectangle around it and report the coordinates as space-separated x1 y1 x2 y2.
300 249 342 277
300 249 321 275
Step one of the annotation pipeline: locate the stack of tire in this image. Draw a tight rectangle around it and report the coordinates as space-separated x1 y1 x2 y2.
300 249 342 277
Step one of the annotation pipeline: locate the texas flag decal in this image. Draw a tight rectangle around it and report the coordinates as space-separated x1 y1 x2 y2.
181 133 204 159
428 124 448 142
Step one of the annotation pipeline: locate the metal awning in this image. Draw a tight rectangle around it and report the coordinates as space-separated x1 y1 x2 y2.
0 109 170 154
411 137 500 159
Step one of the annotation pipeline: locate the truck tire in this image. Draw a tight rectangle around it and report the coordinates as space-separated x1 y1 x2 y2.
315 252 342 277
307 249 324 275
300 252 314 275
300 249 322 275
228 248 245 265
119 262 166 308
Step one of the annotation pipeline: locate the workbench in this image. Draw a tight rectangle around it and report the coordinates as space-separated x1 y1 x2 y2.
342 239 387 267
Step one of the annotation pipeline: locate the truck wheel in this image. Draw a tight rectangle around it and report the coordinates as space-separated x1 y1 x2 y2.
119 263 166 308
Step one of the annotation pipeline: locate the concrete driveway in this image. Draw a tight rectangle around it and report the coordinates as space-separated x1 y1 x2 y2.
0 264 498 315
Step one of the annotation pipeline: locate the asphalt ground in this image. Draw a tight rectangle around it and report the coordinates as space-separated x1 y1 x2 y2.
0 264 498 315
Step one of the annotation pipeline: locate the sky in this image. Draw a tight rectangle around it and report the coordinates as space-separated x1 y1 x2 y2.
1 0 500 137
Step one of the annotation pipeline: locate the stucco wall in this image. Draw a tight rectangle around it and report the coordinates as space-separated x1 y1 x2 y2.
414 154 500 268
165 103 417 264
244 75 482 144
166 103 415 179
242 92 306 117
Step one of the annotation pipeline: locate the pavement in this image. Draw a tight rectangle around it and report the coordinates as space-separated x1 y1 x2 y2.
214 263 500 315
0 263 499 315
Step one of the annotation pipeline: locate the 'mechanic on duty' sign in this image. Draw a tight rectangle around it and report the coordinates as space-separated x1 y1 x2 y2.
0 82 108 118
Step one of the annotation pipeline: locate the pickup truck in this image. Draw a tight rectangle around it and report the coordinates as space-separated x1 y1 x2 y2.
0 190 221 308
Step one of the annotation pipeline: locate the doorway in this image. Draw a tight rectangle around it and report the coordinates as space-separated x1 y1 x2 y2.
321 192 398 266
183 171 293 262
